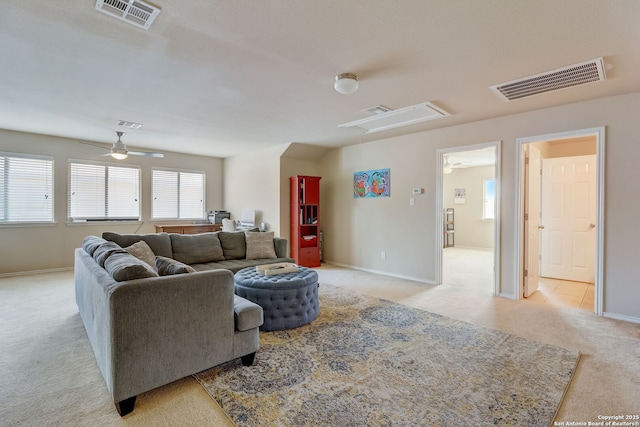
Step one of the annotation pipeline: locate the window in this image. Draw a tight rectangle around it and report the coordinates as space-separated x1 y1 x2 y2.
152 168 205 220
483 178 496 220
0 152 54 223
68 160 140 221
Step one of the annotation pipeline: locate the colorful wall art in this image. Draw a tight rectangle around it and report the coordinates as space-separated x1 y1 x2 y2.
353 168 390 198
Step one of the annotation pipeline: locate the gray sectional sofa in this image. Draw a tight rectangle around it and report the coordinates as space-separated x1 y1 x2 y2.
74 230 293 416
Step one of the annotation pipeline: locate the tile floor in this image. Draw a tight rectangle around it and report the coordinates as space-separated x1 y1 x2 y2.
526 277 595 311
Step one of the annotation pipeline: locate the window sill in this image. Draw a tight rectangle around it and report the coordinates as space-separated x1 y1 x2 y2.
66 220 143 226
0 222 57 228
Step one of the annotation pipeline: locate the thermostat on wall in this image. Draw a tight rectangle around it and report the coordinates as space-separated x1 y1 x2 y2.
412 188 423 195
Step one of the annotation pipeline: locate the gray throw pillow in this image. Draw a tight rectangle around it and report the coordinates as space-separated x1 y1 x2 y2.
104 252 159 282
92 241 125 268
155 256 197 276
82 236 108 256
169 233 225 264
218 231 247 260
102 232 173 258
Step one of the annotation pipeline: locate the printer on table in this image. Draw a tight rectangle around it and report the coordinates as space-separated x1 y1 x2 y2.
209 210 230 224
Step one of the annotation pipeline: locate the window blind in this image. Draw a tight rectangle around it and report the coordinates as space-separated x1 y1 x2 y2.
0 152 54 223
68 160 140 221
152 168 205 220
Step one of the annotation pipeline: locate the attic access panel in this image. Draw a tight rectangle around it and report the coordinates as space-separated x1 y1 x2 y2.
339 102 450 134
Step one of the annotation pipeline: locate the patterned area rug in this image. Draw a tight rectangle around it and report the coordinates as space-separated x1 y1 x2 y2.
195 284 579 426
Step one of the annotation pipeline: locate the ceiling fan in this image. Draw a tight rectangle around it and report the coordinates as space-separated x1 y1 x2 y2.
443 155 471 174
81 132 164 160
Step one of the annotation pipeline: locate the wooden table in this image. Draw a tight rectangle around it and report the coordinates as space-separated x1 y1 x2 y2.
154 224 221 234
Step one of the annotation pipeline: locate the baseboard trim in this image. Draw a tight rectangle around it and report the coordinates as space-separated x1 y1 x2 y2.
323 261 436 285
0 267 72 278
603 311 640 324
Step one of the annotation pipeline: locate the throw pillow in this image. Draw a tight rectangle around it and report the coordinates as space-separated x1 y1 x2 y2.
82 236 108 256
102 232 173 258
169 233 225 264
218 231 247 259
92 241 125 268
124 240 157 272
221 218 236 232
245 231 277 260
104 252 159 282
155 256 197 276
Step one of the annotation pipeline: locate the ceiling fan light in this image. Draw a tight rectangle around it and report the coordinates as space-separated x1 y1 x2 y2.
443 165 453 174
111 149 128 160
334 73 359 94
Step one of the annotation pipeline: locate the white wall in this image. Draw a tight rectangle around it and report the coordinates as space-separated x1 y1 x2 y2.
319 92 640 320
223 143 289 237
443 165 495 249
0 129 224 274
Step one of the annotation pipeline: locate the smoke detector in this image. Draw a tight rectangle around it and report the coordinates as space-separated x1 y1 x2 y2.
95 0 160 30
490 58 606 101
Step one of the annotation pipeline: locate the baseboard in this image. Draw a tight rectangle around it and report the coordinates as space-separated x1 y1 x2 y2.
603 311 640 324
446 245 493 251
0 267 72 278
323 260 436 285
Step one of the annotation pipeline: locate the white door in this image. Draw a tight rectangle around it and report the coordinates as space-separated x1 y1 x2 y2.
540 155 596 282
524 145 542 297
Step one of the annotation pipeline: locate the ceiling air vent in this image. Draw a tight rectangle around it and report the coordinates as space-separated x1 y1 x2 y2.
490 57 606 101
95 0 160 30
339 102 450 134
115 120 143 129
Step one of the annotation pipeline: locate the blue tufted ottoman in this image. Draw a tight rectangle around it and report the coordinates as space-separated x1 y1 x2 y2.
233 266 319 331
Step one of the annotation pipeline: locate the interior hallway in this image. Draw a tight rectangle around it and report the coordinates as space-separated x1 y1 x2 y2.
443 247 594 312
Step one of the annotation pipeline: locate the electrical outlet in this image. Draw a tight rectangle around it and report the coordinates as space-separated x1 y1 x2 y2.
409 197 415 206
381 251 386 260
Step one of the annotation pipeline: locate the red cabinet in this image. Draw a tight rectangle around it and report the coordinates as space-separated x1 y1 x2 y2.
290 176 321 267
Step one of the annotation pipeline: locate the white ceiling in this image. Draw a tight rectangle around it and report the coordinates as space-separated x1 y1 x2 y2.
2 1 640 158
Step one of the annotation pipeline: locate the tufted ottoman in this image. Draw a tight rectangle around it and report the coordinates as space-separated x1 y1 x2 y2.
233 266 319 331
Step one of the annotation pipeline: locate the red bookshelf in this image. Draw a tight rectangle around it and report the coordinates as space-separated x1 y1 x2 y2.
290 175 321 267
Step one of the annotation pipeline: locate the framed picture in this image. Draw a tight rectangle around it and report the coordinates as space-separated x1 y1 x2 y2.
353 168 390 198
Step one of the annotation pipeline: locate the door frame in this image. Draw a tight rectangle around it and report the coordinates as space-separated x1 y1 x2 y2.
435 141 501 296
514 127 605 315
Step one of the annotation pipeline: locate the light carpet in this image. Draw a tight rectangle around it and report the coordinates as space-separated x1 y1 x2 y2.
195 284 579 426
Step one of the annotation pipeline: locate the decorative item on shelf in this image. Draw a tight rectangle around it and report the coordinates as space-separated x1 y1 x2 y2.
256 262 299 276
259 222 268 232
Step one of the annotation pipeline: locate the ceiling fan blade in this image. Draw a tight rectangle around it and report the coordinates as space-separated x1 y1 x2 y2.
128 151 165 158
79 141 109 151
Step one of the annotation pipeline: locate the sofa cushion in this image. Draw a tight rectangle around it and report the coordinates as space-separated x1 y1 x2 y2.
155 256 197 276
82 236 108 257
218 231 247 260
102 232 173 258
104 251 159 282
245 231 277 260
124 240 157 272
169 233 225 264
92 241 125 268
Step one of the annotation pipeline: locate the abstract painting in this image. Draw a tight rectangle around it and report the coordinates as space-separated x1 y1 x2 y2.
353 168 390 198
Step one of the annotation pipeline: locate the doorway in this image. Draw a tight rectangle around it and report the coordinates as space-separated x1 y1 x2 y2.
435 142 501 295
515 127 604 315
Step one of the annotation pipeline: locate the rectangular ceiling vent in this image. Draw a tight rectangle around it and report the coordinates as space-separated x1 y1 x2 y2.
95 0 160 30
339 102 450 134
490 57 606 101
116 120 143 129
